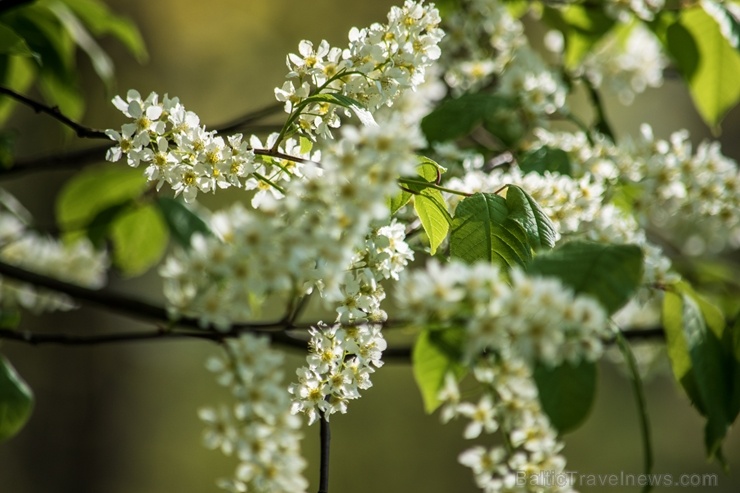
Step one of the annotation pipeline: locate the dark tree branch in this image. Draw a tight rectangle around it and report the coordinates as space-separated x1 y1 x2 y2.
318 410 331 493
0 86 108 139
0 259 668 358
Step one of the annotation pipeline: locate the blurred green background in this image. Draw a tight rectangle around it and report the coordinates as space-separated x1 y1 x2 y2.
1 1 740 492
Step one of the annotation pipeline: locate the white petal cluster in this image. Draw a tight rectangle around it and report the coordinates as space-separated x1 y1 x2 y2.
0 211 107 313
200 334 308 493
288 221 411 423
580 25 666 105
336 220 414 324
288 322 386 424
443 357 575 493
160 119 424 329
278 0 444 140
106 90 314 203
397 260 610 366
535 126 740 254
439 0 524 92
498 46 568 124
626 125 740 254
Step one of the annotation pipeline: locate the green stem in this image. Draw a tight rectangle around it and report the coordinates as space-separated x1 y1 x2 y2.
615 329 654 493
397 177 471 197
253 172 286 194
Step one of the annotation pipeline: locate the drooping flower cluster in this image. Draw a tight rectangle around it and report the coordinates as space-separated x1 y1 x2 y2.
287 220 412 423
288 322 387 424
105 90 316 203
335 220 414 324
397 260 610 366
396 260 608 492
443 357 575 493
0 210 107 313
200 334 307 493
160 118 423 329
276 0 444 140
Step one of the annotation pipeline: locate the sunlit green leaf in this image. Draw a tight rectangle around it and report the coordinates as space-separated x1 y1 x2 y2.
0 354 33 442
109 203 168 276
526 241 643 314
450 192 531 268
56 165 147 232
534 360 596 433
60 0 148 62
412 328 466 414
661 6 740 129
413 188 450 255
662 287 736 467
542 4 615 68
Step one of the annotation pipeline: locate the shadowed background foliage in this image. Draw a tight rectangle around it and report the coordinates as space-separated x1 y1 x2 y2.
0 1 739 492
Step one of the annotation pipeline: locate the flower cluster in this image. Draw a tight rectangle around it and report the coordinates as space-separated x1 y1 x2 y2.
277 0 444 140
105 90 314 203
397 260 610 366
200 334 307 493
442 357 574 493
626 125 740 254
534 126 740 254
336 220 414 324
578 24 666 105
160 118 423 329
289 323 386 424
0 210 107 313
396 260 609 492
439 0 524 92
287 220 412 423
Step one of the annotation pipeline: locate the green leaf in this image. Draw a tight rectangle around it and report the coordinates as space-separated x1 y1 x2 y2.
0 354 33 442
542 5 615 69
405 156 450 254
662 6 740 129
518 146 572 176
0 308 20 330
298 92 373 125
412 188 450 255
412 328 466 413
389 188 412 215
109 204 168 276
60 0 148 62
701 0 740 50
85 200 133 248
450 192 531 268
56 165 147 232
526 241 643 315
662 288 736 466
156 197 212 248
0 23 37 58
534 360 596 433
421 93 510 143
505 185 556 250
49 2 113 88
